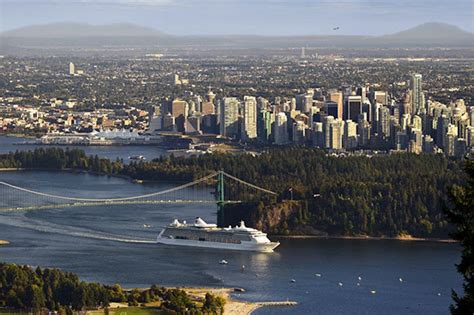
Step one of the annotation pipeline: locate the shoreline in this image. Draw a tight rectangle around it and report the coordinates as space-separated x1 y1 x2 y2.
176 287 296 315
275 234 457 243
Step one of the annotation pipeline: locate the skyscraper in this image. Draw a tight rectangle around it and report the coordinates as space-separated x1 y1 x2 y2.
69 62 75 75
220 97 240 138
410 74 424 114
274 112 289 145
241 96 257 141
346 95 362 121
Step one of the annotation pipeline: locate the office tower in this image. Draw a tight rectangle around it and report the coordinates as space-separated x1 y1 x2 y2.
329 91 344 119
356 87 367 104
257 109 273 143
303 94 313 113
343 120 358 150
408 129 422 154
423 135 435 153
312 122 324 148
148 105 162 133
346 95 362 121
162 113 176 131
325 102 340 119
274 112 289 145
455 139 467 158
171 99 188 132
185 115 201 134
467 126 474 148
301 47 306 58
445 124 458 156
410 73 424 114
206 89 216 104
401 114 411 131
292 121 306 144
290 98 297 111
193 95 202 113
436 115 450 148
362 101 372 122
201 101 215 115
220 97 240 138
358 113 370 146
379 106 391 138
374 91 388 105
241 96 257 141
329 119 344 150
69 62 75 75
323 115 335 149
412 115 422 131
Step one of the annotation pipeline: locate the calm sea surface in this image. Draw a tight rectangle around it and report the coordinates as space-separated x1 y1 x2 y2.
0 137 462 314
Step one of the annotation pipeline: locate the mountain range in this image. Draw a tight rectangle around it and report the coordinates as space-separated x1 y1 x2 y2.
1 22 472 54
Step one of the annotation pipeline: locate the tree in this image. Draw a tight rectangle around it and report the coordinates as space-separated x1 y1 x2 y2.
445 159 474 314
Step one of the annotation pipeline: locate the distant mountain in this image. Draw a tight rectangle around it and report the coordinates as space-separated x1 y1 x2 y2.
0 22 472 55
385 22 472 39
1 22 167 38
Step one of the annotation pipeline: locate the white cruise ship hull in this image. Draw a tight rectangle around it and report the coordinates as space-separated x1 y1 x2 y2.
156 237 279 252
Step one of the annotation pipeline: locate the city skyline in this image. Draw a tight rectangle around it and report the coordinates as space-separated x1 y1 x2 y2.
1 0 473 35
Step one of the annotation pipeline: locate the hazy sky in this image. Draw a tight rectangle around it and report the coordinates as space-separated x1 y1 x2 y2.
1 0 473 35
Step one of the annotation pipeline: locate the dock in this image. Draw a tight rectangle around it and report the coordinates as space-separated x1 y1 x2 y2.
256 301 298 307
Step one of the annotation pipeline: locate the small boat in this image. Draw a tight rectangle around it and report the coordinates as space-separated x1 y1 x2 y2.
219 259 228 265
315 273 322 277
129 155 146 160
290 279 296 283
399 278 404 282
358 276 362 281
143 224 151 228
357 283 361 286
241 264 246 271
370 290 376 294
338 282 343 287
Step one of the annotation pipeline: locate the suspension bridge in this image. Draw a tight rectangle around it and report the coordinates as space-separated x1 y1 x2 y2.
0 171 278 212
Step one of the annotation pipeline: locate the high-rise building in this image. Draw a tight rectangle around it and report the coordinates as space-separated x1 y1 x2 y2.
329 119 344 150
241 96 257 141
171 99 188 132
292 121 306 144
346 95 362 121
358 113 371 146
343 120 358 150
220 97 240 138
329 91 343 119
274 112 289 145
410 73 424 114
69 62 75 75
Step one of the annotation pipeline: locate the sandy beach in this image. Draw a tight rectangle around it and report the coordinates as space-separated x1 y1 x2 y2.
182 287 263 315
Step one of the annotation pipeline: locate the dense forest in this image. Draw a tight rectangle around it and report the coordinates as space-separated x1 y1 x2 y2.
0 262 225 314
0 147 466 237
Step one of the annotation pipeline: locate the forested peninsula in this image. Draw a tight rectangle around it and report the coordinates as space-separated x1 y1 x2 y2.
0 147 466 238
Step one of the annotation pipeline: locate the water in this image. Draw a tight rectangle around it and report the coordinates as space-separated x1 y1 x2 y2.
0 171 462 314
0 135 166 161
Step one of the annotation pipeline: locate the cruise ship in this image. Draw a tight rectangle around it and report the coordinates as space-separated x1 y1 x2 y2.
156 217 280 252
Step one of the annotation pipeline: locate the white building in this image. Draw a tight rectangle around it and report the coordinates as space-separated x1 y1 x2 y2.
220 97 240 138
241 96 257 141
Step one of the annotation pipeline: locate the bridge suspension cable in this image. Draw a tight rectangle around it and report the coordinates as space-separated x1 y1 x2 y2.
0 172 219 203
